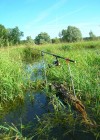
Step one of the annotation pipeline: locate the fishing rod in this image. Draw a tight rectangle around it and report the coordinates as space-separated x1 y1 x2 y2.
33 48 76 63
33 47 76 96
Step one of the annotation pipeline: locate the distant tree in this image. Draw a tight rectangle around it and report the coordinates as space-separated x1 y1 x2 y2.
89 31 96 40
58 32 62 38
61 26 82 42
0 24 8 46
26 36 34 44
0 24 24 47
8 26 23 45
0 24 8 38
35 32 51 44
52 37 60 43
61 29 67 41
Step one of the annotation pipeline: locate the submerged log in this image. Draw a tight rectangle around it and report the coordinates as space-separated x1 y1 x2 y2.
52 83 96 126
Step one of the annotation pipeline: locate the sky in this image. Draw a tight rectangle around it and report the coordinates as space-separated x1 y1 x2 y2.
0 0 100 39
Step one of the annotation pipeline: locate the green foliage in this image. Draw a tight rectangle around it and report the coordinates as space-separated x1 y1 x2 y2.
0 24 8 47
35 32 51 44
0 41 100 139
0 24 8 39
0 24 23 47
52 37 60 44
22 47 41 62
0 50 25 104
8 26 23 45
61 29 67 41
26 36 34 45
61 26 82 42
60 45 73 51
0 123 26 140
89 30 96 40
0 46 40 107
37 40 100 120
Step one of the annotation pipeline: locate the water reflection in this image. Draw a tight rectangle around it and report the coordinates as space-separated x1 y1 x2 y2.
26 61 44 81
0 61 49 131
1 92 49 125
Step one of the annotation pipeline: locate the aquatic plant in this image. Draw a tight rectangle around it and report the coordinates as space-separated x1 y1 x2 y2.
0 40 100 139
0 123 27 140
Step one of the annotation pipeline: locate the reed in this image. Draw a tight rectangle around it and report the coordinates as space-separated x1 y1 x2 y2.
0 40 100 139
0 46 41 108
32 40 100 137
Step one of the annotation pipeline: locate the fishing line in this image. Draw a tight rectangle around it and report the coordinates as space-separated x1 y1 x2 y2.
41 52 48 92
34 48 76 96
67 62 76 97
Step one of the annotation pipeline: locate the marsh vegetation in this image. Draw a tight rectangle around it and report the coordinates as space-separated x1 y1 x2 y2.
0 41 100 139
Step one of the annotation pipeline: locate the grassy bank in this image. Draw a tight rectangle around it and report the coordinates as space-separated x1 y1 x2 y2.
0 40 100 139
37 41 100 96
44 41 100 108
0 45 41 108
32 40 100 138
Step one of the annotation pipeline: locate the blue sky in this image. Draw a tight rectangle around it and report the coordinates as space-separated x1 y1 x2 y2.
0 0 100 39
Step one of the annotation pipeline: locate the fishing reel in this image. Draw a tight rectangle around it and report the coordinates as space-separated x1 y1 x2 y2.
48 57 60 68
53 57 60 66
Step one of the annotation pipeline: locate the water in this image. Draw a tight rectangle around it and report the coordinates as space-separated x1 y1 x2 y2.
0 61 97 140
26 61 44 81
1 93 48 124
0 61 50 137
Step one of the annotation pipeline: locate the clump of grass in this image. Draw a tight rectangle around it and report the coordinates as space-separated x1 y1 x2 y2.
0 45 45 105
0 52 25 104
22 47 41 63
0 46 37 109
36 40 100 129
0 123 27 140
0 41 100 139
32 111 98 140
59 45 73 51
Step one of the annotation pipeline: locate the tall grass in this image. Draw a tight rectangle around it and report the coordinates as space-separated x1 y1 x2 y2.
33 40 100 120
0 52 24 115
30 40 100 139
0 41 100 139
36 41 100 95
0 46 41 108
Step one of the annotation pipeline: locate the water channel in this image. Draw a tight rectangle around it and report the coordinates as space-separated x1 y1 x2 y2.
0 61 96 140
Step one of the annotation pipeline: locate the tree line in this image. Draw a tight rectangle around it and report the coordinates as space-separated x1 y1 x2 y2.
0 24 99 47
0 24 23 47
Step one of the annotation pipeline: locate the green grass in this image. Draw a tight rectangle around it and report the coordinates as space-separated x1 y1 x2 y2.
0 50 24 103
36 40 100 95
31 40 100 139
0 46 41 108
33 40 100 124
0 40 100 139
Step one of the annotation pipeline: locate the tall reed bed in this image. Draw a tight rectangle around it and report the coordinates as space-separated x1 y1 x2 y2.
0 48 24 105
0 41 100 139
0 46 41 107
34 40 100 119
29 41 100 139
